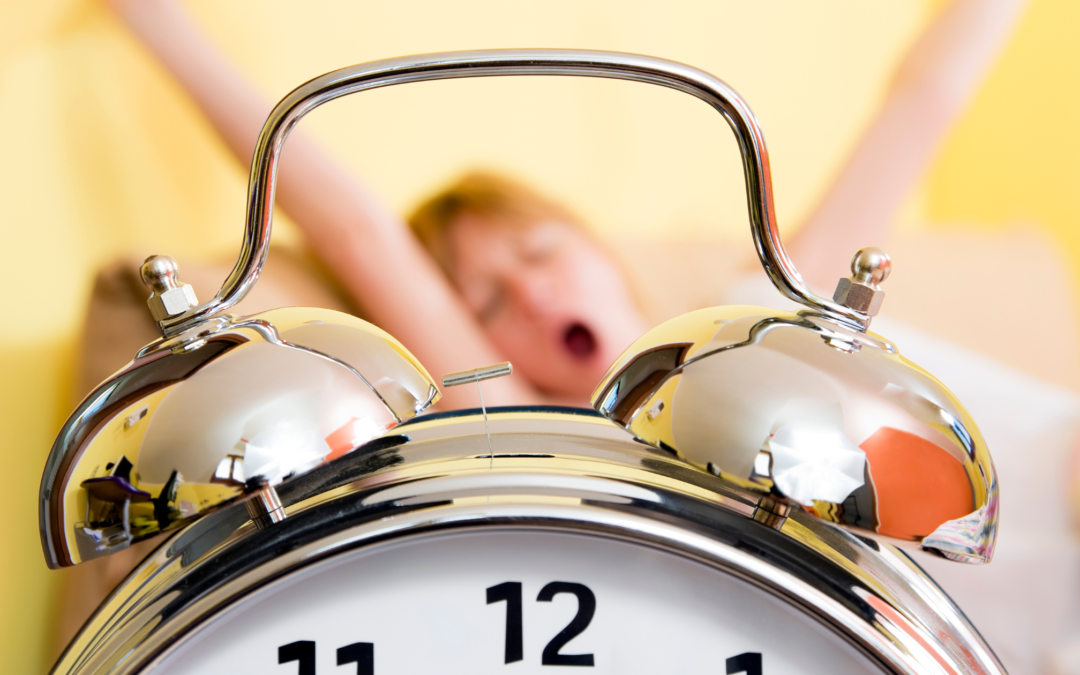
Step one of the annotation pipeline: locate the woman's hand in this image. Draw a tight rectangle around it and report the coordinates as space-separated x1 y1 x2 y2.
785 0 1030 295
102 0 547 409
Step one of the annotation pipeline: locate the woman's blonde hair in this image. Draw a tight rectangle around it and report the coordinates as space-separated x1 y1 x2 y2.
408 171 583 273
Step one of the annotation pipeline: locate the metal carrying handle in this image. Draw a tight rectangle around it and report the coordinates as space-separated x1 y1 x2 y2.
161 49 868 336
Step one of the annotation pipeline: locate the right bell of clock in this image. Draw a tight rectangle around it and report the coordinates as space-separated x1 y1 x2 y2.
592 246 997 565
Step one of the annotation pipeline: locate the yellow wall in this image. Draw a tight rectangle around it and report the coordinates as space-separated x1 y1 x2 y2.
924 0 1080 273
0 1 1074 672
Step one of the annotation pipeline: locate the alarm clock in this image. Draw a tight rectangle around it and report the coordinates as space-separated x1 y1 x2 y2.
40 50 1002 675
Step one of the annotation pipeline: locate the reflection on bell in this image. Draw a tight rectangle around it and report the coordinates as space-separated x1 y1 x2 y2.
766 402 866 505
39 305 440 568
592 254 998 565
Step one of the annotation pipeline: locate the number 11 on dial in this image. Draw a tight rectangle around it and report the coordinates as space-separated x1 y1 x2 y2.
278 641 373 675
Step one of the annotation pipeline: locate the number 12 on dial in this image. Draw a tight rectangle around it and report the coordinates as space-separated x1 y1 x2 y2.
486 581 763 672
487 581 596 666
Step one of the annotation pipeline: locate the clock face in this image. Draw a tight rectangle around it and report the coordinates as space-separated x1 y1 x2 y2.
153 529 880 675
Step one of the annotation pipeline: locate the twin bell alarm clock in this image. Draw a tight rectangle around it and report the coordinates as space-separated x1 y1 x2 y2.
40 50 1000 675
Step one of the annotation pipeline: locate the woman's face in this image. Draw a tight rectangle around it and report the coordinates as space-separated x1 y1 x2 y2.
446 213 648 401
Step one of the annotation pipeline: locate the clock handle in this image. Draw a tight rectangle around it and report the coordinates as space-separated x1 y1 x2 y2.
158 49 867 336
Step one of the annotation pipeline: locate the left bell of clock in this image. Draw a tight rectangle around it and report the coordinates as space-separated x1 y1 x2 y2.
38 253 440 569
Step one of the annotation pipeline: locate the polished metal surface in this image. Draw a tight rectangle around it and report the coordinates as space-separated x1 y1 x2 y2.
156 49 871 337
39 307 440 568
40 49 999 570
834 247 892 317
40 49 1000 577
243 483 286 529
51 411 1004 675
139 255 198 325
442 361 514 387
591 306 998 564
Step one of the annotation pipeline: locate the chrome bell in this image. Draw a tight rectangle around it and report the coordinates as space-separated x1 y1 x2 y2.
39 47 996 571
38 122 442 569
39 262 438 567
594 246 997 564
566 49 998 564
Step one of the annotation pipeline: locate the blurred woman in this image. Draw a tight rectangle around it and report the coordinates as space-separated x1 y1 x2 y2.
104 0 1027 411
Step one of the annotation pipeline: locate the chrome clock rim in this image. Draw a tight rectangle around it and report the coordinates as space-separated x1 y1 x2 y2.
55 409 1003 675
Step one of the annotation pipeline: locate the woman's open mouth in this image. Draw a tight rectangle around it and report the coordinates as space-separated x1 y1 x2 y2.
563 322 598 360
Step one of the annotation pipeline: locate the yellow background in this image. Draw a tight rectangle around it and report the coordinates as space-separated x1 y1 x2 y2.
1 1 1077 671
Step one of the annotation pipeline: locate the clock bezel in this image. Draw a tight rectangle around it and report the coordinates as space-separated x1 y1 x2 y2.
54 409 1002 675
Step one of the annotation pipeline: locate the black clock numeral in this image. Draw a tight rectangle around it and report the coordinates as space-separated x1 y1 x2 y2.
487 582 524 663
279 641 374 673
279 641 316 675
337 642 374 675
727 652 762 675
485 581 596 667
537 582 596 667
278 600 758 674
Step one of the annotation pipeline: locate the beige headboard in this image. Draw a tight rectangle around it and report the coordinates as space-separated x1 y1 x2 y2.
76 225 1079 405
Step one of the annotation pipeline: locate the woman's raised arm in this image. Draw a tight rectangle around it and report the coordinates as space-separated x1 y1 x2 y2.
108 0 545 408
786 0 1029 292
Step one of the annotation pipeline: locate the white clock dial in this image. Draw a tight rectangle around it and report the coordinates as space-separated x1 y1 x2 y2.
155 530 879 674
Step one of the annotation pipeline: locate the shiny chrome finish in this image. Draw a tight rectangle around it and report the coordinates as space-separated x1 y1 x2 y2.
139 255 198 326
591 306 998 564
43 50 999 581
441 361 514 387
158 49 869 337
243 483 286 529
51 411 1004 675
834 247 892 318
39 307 440 568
